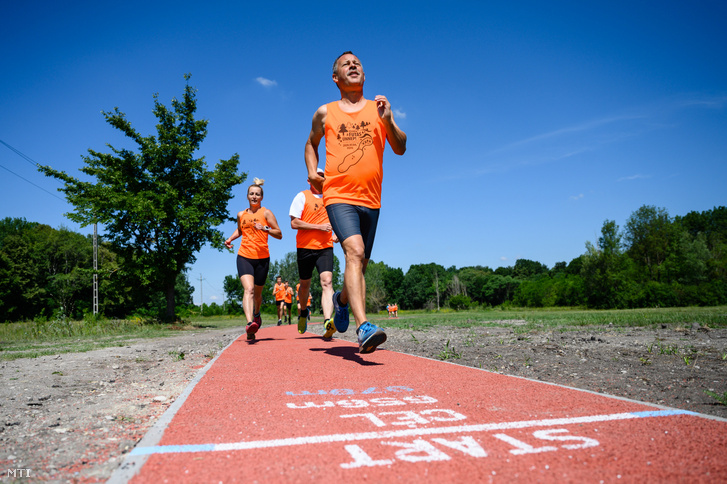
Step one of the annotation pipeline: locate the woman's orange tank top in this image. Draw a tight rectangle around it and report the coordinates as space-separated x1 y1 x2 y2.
237 207 270 259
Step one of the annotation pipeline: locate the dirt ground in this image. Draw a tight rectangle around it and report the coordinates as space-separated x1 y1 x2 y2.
1 318 726 482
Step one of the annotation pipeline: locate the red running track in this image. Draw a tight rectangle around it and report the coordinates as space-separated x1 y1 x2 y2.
110 323 727 483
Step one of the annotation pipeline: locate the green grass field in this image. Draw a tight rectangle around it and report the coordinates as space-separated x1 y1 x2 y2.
1 306 725 361
376 306 727 333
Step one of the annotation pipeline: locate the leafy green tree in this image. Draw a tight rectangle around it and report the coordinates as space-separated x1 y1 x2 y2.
400 263 448 309
457 266 492 304
223 274 244 314
38 75 245 321
481 274 519 306
581 220 637 308
364 260 388 313
0 219 47 320
448 294 471 310
623 205 674 281
676 206 727 281
513 259 549 279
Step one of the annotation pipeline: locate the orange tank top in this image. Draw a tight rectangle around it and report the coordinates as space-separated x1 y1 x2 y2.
284 287 293 304
237 207 270 259
323 100 386 209
296 190 334 250
274 283 286 300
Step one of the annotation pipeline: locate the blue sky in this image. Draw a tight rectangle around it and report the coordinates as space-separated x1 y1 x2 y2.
2 1 725 306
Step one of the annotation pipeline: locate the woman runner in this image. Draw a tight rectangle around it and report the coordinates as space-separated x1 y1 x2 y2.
224 178 282 340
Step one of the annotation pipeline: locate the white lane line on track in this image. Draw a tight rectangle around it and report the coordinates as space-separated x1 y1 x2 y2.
129 409 695 456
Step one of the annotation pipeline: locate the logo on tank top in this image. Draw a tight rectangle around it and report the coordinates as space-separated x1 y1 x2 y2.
335 121 374 173
242 210 264 229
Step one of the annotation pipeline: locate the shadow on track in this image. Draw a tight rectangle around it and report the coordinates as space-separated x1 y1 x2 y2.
310 346 383 366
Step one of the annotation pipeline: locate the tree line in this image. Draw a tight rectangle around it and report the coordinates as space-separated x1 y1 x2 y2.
0 217 194 321
219 204 726 315
1 204 724 322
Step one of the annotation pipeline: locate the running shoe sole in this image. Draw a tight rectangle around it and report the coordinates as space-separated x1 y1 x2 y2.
246 322 260 337
298 310 308 334
322 319 335 339
359 330 387 354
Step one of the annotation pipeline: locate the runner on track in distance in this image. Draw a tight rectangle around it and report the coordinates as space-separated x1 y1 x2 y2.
224 178 282 341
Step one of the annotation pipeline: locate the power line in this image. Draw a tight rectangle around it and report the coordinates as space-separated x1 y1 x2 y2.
0 138 65 201
0 162 64 201
0 139 41 168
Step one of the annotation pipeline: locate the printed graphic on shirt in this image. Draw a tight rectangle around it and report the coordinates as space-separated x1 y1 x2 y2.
241 211 264 229
335 121 374 173
310 199 324 213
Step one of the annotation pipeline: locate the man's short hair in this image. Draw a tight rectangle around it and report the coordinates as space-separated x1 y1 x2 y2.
333 51 355 74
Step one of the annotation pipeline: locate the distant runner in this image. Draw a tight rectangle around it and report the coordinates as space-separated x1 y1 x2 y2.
284 281 294 324
273 275 286 325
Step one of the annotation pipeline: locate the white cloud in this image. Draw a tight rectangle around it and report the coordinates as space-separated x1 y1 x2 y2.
500 256 508 262
255 77 277 88
495 114 646 153
209 295 219 300
618 174 651 182
393 108 406 119
570 193 584 200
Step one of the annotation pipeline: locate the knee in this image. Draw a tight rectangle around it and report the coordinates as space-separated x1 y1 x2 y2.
345 245 365 265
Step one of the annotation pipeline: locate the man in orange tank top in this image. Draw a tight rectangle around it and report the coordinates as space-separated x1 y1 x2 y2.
304 51 407 354
273 275 286 325
284 281 294 324
289 168 338 337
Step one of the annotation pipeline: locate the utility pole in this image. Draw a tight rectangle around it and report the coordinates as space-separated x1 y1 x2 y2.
200 273 203 315
93 223 98 315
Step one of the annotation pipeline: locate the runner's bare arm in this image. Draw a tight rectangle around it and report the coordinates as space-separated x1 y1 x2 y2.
305 105 327 192
375 95 407 155
224 212 244 248
263 210 283 240
290 216 332 232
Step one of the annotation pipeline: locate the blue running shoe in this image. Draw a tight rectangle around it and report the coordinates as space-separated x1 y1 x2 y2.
357 321 387 354
298 308 308 334
332 291 349 333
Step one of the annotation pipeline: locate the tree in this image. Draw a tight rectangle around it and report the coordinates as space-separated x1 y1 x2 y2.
623 205 674 281
581 220 636 308
400 263 448 310
364 260 388 313
513 259 549 279
382 265 404 304
39 75 245 321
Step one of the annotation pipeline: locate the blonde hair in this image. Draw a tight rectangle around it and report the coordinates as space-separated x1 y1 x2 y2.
248 177 265 197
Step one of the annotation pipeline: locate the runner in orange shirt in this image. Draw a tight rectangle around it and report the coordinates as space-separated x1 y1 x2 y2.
289 167 338 337
273 275 286 325
224 178 282 341
284 281 294 324
305 51 406 353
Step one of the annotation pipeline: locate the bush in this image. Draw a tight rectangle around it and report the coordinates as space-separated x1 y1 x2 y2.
448 294 472 310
